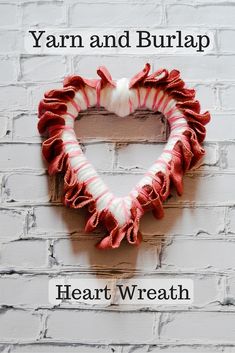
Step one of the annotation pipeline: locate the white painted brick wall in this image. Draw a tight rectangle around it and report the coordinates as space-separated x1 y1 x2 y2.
0 1 235 352
47 310 158 343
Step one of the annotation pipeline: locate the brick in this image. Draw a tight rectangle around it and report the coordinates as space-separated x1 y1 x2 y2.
228 207 235 234
160 312 235 342
74 111 166 142
10 344 119 353
1 273 217 310
117 143 218 172
167 4 235 26
123 345 225 353
191 84 216 112
221 144 235 170
140 207 225 236
153 56 235 81
198 144 219 167
0 116 8 139
69 3 161 27
20 56 66 82
32 206 86 235
192 275 220 307
0 173 3 195
117 144 164 171
0 30 22 53
53 238 159 270
225 275 235 304
218 30 235 53
0 273 216 310
0 57 17 83
161 239 235 271
170 174 235 204
0 208 25 240
220 86 235 110
0 4 18 27
0 309 40 341
206 114 235 142
22 2 65 26
84 143 114 171
0 85 28 111
13 113 39 141
47 310 156 343
129 275 219 308
49 274 219 310
3 174 50 202
0 144 45 170
116 275 218 309
0 240 48 268
0 275 49 307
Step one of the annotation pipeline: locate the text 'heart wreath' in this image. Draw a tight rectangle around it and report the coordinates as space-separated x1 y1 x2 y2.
38 63 210 250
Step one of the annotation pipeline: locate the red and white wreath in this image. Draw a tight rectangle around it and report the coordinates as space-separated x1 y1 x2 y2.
38 63 210 250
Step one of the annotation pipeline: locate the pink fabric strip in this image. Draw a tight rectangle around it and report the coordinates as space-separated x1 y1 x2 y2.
136 186 153 201
82 87 90 108
142 87 151 108
48 125 74 133
170 123 189 131
106 195 115 209
151 89 159 110
144 171 153 180
145 171 161 182
122 199 130 222
165 105 178 117
94 188 109 202
84 175 99 186
154 92 165 111
129 98 133 114
155 158 170 168
62 140 79 146
69 98 80 113
161 95 172 113
168 115 184 123
68 150 82 157
137 87 141 108
96 81 101 107
129 189 144 214
170 133 187 139
74 161 89 173
66 112 77 119
164 149 182 158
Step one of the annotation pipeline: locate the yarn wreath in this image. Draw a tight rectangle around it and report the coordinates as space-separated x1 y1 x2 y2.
38 63 210 250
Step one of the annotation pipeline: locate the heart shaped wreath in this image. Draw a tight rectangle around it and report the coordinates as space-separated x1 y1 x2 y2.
38 63 210 249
